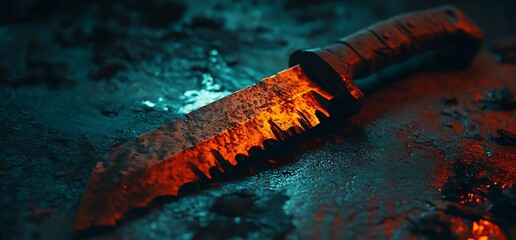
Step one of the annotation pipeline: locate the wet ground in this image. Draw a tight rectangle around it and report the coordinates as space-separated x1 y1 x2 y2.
0 0 515 239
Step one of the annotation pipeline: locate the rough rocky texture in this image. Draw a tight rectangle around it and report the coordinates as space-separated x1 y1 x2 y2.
0 0 515 239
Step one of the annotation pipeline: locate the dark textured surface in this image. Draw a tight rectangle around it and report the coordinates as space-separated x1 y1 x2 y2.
0 0 515 239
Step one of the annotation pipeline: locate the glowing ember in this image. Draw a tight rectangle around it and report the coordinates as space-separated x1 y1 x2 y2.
470 219 506 240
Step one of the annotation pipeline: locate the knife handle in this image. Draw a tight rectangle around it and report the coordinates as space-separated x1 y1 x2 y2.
289 5 483 98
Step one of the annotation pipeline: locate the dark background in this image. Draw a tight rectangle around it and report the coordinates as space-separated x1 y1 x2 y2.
0 0 514 239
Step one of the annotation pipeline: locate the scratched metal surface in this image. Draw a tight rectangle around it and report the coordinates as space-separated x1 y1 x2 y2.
0 0 514 239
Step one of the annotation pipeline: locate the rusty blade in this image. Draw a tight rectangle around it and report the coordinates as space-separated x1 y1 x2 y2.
75 65 340 230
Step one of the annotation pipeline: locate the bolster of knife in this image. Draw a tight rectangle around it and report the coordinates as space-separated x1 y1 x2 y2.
289 5 484 94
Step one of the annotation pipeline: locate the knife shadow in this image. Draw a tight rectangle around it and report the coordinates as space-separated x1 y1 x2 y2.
353 49 471 95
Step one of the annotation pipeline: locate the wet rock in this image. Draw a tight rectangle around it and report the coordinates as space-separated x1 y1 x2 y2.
189 16 225 29
0 65 10 83
488 187 516 231
55 24 95 47
160 28 189 40
0 0 63 24
494 129 516 146
131 105 155 114
440 107 469 121
197 191 293 239
193 221 258 240
29 203 53 223
410 212 455 240
244 35 289 49
52 169 68 179
285 7 338 24
90 24 124 50
492 37 516 63
293 8 337 23
91 62 126 81
0 1 18 24
283 0 324 9
99 104 123 117
4 61 76 89
480 86 516 111
211 191 256 216
283 0 337 23
440 95 458 105
136 0 187 28
225 56 239 67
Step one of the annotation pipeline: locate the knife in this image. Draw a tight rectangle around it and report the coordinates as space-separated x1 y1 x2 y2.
75 6 483 230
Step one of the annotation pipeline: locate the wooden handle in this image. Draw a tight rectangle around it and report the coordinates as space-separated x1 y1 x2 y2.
289 5 483 99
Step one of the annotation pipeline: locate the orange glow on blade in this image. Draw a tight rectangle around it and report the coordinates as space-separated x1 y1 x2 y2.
75 65 355 230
